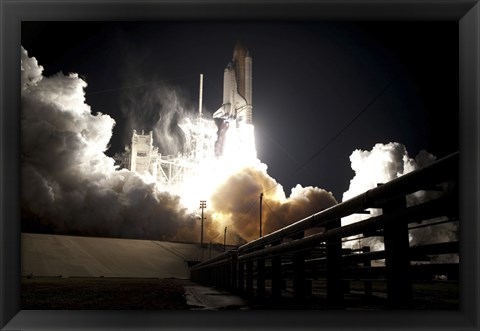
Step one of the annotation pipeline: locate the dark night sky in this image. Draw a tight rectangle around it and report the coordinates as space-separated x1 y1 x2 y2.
21 21 458 201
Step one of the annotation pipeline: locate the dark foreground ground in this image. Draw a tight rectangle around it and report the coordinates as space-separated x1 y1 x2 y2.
22 277 459 310
22 277 193 310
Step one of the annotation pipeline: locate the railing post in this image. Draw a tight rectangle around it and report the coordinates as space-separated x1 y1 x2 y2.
326 218 344 309
238 261 245 293
291 232 310 300
200 269 205 284
383 196 413 309
271 254 282 299
363 246 373 297
271 239 283 299
257 258 266 298
293 250 309 300
246 260 254 297
200 269 204 284
231 252 238 291
223 264 228 288
215 266 220 287
213 267 218 286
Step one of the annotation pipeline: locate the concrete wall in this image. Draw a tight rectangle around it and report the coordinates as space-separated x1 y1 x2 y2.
22 233 223 279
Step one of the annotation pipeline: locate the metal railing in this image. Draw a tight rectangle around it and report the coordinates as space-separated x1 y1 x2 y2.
190 152 459 309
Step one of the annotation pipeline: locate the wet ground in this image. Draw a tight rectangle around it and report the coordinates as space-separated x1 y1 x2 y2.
184 285 249 310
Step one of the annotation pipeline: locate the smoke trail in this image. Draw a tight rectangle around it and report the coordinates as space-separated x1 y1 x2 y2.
120 82 190 155
21 47 457 255
341 142 458 255
21 47 339 245
21 46 199 241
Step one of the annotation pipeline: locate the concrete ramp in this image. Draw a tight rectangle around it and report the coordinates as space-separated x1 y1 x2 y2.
22 233 223 279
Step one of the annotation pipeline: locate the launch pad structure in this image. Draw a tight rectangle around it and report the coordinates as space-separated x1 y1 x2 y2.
114 42 254 191
114 116 217 190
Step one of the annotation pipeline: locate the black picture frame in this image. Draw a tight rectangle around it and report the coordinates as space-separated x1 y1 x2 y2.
1 1 479 330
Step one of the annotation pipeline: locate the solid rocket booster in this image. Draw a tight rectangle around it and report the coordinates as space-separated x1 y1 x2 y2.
213 41 252 125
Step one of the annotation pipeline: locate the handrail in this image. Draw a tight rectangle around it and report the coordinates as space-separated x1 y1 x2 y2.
238 151 458 253
190 249 236 271
237 195 454 262
189 152 459 308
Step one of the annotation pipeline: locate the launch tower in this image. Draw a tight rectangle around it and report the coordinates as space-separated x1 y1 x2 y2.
115 42 256 187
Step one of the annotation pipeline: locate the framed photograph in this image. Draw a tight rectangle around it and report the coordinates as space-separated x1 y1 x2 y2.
1 1 479 330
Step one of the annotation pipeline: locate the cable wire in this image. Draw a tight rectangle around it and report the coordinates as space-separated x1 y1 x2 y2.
262 75 398 194
263 199 289 228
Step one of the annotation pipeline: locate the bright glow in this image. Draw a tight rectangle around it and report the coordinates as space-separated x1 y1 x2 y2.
21 46 339 244
144 116 273 235
222 122 257 163
162 117 261 211
128 113 334 243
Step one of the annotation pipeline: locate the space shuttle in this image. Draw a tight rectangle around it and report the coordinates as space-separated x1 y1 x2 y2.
213 42 253 125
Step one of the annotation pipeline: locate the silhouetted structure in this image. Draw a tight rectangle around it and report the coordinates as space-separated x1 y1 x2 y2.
191 152 459 309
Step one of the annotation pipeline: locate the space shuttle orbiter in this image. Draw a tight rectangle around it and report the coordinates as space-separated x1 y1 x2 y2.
213 41 252 125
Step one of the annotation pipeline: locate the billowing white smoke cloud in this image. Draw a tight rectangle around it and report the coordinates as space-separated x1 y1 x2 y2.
21 47 458 257
21 47 338 244
21 46 199 241
341 142 458 258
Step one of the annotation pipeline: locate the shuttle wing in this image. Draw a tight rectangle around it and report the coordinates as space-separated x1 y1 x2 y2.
213 92 247 121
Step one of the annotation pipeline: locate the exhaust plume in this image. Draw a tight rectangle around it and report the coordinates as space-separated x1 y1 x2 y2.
21 47 198 241
21 47 338 244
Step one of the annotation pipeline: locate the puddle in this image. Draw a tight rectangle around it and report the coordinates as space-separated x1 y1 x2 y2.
184 285 249 310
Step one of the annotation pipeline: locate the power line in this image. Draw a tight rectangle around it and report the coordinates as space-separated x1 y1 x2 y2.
262 75 398 194
227 230 236 245
262 131 316 181
264 131 304 168
263 199 289 228
217 197 261 246
292 76 398 177
221 196 259 230
204 76 222 94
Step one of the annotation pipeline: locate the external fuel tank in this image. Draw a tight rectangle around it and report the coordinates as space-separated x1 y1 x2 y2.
213 42 252 125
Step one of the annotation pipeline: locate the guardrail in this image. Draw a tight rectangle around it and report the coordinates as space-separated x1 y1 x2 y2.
190 152 459 309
